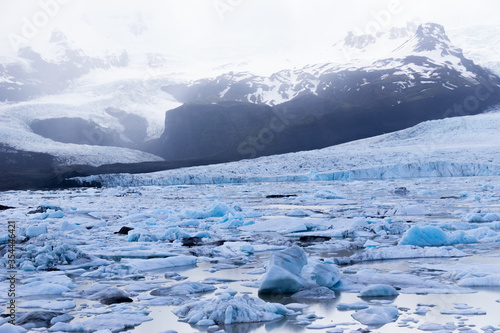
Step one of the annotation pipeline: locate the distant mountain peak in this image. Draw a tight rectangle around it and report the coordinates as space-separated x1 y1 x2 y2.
342 22 418 51
390 22 464 60
413 22 452 52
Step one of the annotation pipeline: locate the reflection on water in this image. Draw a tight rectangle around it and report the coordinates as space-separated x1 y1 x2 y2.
132 251 500 333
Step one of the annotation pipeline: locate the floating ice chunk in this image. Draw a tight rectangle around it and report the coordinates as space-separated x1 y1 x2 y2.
142 297 183 306
87 287 133 305
48 210 65 218
0 232 10 244
462 211 500 223
181 201 236 219
314 190 346 199
240 244 254 254
359 284 399 297
15 311 63 329
306 323 337 329
202 277 239 285
440 307 486 315
25 225 47 238
173 294 294 325
458 274 500 287
399 225 448 246
0 324 27 333
161 227 190 241
291 287 336 300
258 246 308 294
80 313 152 332
23 241 85 269
284 223 308 233
286 210 310 217
60 221 87 233
125 281 157 292
352 306 400 325
150 282 216 296
364 239 381 248
462 213 486 222
399 225 499 247
18 300 45 308
49 313 73 325
122 256 196 271
196 319 216 326
18 283 70 296
311 263 341 288
206 201 237 217
194 231 212 238
454 227 500 244
417 322 446 331
127 229 159 242
337 301 370 310
177 219 199 227
414 307 429 315
335 245 466 264
48 322 85 332
43 300 76 310
394 204 429 215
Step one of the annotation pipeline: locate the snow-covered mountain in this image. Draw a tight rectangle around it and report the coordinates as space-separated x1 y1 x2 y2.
162 23 497 106
0 31 129 102
150 23 500 163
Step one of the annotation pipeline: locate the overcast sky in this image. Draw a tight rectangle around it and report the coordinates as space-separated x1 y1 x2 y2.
1 0 499 76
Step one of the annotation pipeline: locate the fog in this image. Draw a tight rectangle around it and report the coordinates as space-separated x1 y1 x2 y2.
1 0 499 77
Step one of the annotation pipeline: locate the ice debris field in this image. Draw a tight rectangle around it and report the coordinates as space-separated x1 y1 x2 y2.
1 175 500 333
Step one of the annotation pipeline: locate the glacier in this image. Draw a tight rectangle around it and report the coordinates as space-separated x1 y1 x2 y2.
73 109 500 187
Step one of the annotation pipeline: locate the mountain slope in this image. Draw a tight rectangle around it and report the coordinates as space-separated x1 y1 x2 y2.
0 31 129 102
150 23 500 162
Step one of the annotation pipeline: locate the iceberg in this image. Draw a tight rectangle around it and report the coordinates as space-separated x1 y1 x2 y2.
291 287 337 300
399 225 448 246
399 225 500 247
150 281 216 296
457 274 500 287
314 190 346 199
25 225 48 238
358 284 399 297
161 227 190 241
0 324 27 333
310 263 341 288
417 322 446 331
173 293 295 325
351 306 400 325
258 246 308 294
337 301 370 310
181 201 236 219
121 256 196 271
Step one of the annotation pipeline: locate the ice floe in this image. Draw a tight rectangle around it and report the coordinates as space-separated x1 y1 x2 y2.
351 306 400 325
150 281 216 296
258 246 308 294
173 293 296 325
358 284 399 297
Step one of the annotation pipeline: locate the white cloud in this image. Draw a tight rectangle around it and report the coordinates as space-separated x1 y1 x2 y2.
1 0 499 75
